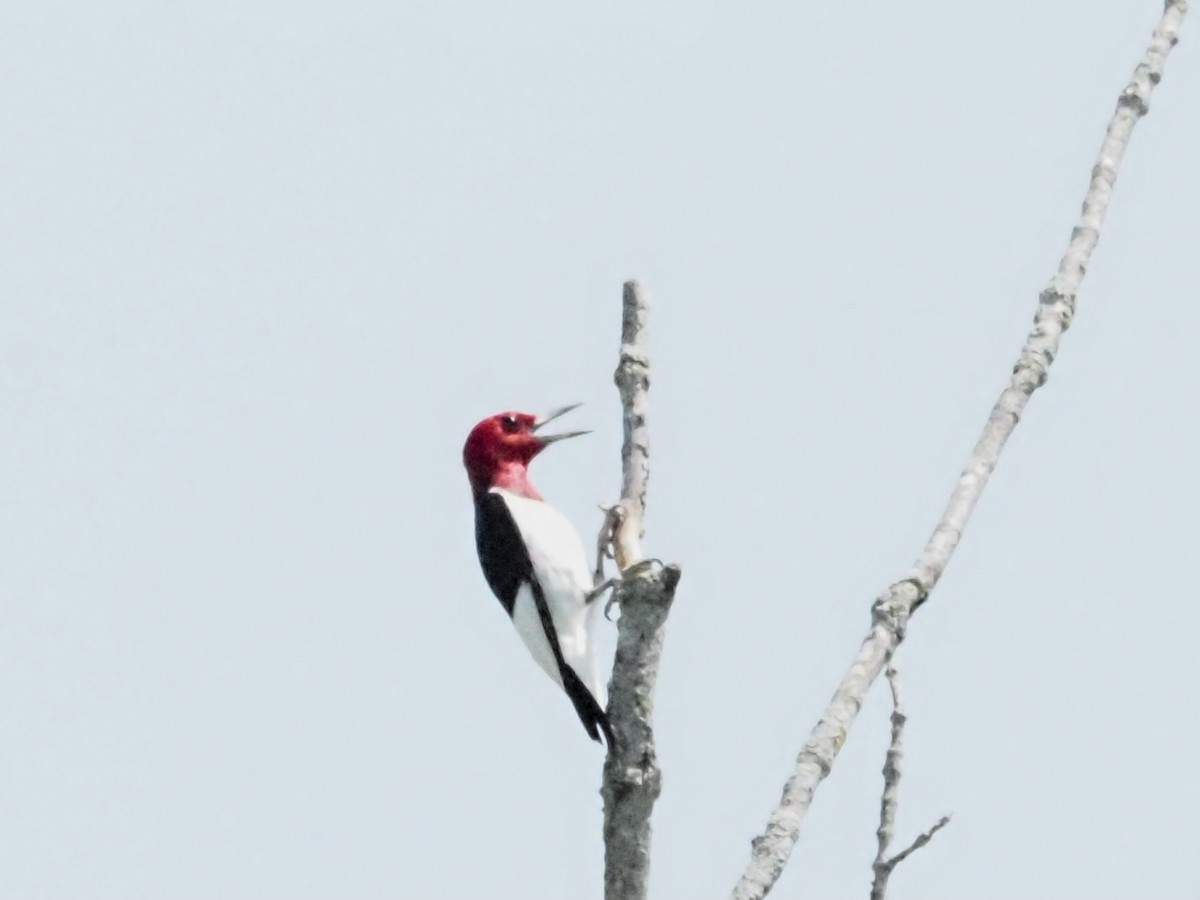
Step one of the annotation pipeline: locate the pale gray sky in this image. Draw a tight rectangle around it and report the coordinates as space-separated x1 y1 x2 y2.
2 2 1198 898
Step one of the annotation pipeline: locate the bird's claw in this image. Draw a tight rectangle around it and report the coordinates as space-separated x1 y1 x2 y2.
599 558 667 620
624 557 665 577
593 503 624 585
586 577 618 605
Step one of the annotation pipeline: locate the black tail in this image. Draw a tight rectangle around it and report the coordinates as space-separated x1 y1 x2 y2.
561 666 616 748
525 578 615 749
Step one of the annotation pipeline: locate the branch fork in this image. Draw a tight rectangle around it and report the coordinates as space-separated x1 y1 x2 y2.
869 664 951 900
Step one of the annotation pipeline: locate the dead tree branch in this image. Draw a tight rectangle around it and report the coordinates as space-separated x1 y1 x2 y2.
730 5 1188 898
884 816 951 872
601 280 682 900
870 665 950 900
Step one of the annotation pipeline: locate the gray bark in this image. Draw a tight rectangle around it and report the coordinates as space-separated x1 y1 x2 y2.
601 281 682 900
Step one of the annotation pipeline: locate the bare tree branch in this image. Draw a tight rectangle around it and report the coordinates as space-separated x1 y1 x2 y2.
886 816 951 871
871 665 906 895
612 280 651 571
601 280 682 900
730 5 1188 899
870 665 950 900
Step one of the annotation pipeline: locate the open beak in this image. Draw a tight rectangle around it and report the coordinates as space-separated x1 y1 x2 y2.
533 403 590 445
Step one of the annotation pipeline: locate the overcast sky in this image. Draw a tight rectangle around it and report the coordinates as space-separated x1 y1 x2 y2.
2 2 1198 898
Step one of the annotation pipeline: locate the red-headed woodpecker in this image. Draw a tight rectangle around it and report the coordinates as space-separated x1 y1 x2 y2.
463 405 613 746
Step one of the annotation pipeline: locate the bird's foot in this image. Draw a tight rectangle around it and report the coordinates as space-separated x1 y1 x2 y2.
592 503 622 585
601 558 667 620
604 586 620 621
586 577 619 607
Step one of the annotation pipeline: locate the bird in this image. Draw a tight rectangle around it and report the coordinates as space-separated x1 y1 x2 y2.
462 404 614 746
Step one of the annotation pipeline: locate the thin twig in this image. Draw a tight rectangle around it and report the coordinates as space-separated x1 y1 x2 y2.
601 280 682 900
730 5 1187 898
870 665 949 900
870 665 906 896
887 816 951 870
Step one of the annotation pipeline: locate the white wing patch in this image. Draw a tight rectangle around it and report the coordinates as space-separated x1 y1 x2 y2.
511 585 563 687
492 488 607 708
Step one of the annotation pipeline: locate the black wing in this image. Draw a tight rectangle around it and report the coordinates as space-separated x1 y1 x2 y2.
472 491 614 746
474 491 532 616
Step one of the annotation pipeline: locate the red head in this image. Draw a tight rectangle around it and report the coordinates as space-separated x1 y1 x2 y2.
463 405 588 499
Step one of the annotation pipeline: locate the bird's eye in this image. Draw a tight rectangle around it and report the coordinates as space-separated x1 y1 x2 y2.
500 415 520 433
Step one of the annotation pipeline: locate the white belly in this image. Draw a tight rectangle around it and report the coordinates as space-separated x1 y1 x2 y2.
494 488 606 707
